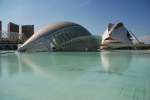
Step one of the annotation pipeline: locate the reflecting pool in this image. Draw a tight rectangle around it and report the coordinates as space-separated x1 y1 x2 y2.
0 51 150 100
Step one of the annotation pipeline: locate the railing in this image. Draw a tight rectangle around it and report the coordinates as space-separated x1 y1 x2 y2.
0 32 25 44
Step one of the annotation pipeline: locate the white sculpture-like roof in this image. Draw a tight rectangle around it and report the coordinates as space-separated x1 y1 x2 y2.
102 22 132 45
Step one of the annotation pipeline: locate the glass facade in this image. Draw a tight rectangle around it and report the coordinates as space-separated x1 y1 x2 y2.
18 22 99 52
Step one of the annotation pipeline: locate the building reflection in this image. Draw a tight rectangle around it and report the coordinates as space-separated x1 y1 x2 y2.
0 53 18 77
0 51 133 77
0 52 32 78
0 52 97 79
20 53 97 79
100 51 132 74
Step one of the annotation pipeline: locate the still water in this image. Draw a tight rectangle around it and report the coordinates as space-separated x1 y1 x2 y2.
0 51 150 100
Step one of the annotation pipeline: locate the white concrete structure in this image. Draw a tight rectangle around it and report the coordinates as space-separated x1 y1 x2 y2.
101 22 133 49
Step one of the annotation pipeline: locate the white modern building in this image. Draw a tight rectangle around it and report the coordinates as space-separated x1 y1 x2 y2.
101 22 133 49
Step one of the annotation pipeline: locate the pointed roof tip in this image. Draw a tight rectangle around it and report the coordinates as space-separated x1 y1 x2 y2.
116 22 124 26
108 23 114 31
113 22 125 30
108 23 114 27
108 23 114 25
107 22 125 31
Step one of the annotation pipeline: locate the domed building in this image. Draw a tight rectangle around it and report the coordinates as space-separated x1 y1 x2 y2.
18 22 99 52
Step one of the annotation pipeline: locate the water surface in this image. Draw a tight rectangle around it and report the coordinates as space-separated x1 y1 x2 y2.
0 51 150 100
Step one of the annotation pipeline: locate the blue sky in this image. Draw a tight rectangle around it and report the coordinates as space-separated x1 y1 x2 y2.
0 0 150 36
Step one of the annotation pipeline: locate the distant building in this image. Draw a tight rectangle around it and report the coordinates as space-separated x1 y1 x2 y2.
7 22 19 42
21 25 34 42
7 22 19 33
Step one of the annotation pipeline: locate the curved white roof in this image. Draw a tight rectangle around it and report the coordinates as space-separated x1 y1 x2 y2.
102 22 132 44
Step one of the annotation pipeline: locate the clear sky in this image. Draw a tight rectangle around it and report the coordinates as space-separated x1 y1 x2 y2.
0 0 150 36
